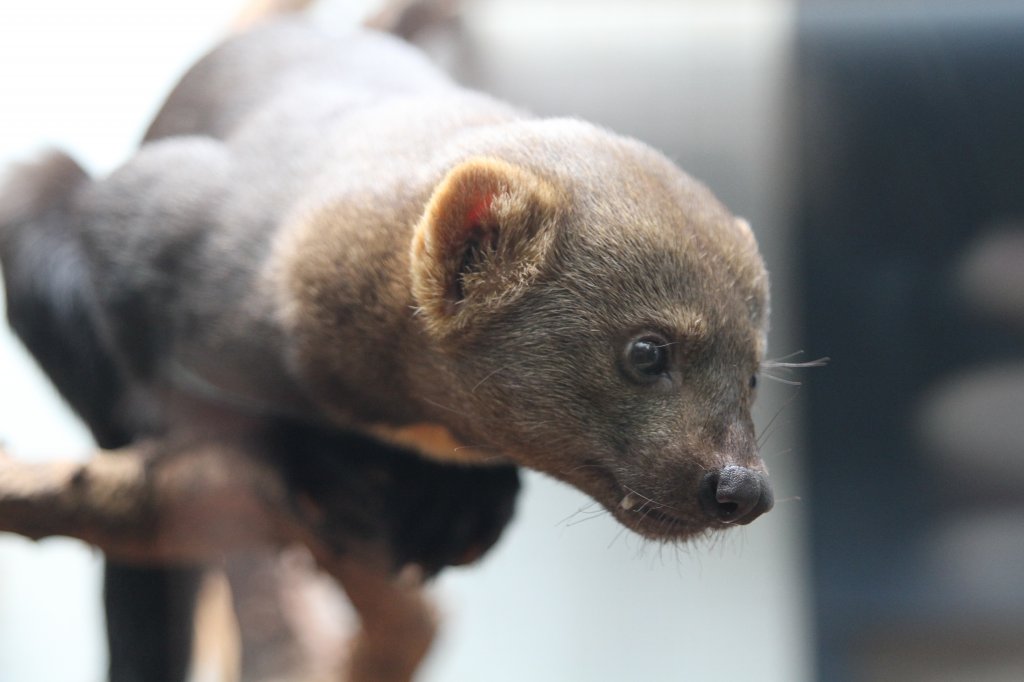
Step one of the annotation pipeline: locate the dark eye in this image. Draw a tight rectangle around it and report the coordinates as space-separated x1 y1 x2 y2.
749 374 758 390
624 336 670 381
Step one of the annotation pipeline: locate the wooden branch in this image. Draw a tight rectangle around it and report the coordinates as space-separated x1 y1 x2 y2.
0 442 292 564
0 442 435 682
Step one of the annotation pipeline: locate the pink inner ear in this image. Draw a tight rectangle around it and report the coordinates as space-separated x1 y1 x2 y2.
464 193 494 229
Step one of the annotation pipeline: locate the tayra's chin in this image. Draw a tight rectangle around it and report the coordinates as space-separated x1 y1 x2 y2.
565 466 711 541
607 493 713 541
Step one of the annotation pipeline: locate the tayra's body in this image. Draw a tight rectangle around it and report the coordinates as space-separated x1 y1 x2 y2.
0 13 772 682
8 18 772 530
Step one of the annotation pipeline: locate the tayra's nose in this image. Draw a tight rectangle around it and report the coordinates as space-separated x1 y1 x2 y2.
698 465 774 524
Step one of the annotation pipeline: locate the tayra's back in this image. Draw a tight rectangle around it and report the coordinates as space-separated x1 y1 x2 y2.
0 21 470 437
67 21 523 419
145 19 458 142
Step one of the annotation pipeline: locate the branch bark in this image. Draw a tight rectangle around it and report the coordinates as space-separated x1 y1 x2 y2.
0 442 435 682
0 442 292 563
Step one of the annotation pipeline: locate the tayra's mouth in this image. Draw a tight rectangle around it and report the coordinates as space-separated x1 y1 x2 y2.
584 473 700 540
619 492 684 523
612 491 694 538
564 462 708 540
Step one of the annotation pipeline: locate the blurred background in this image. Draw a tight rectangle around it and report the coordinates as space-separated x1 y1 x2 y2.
0 0 1021 680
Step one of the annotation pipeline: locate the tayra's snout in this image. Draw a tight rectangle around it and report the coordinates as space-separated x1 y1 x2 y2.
698 465 774 525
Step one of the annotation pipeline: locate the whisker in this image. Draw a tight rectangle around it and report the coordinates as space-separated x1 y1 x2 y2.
756 388 802 448
761 372 804 386
760 447 794 462
622 484 680 513
762 351 830 370
621 484 656 503
765 350 827 366
607 524 629 550
768 359 830 369
562 461 606 475
556 501 601 527
565 510 610 528
471 364 519 393
757 416 793 450
419 396 467 417
763 349 807 364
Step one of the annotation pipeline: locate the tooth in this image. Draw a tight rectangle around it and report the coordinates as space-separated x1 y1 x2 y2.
619 493 639 511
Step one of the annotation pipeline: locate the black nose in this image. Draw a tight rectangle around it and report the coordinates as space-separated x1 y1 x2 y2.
698 466 774 525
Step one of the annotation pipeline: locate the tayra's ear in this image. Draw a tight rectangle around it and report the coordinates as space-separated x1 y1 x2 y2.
734 217 760 249
410 158 564 337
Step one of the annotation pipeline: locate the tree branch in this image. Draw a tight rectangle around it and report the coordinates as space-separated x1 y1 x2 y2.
0 442 292 564
0 441 437 682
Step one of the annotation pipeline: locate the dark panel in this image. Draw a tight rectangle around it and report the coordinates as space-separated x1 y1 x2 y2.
797 5 1024 681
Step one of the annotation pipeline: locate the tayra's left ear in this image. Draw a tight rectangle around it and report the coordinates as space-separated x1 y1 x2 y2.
734 217 759 248
410 157 564 337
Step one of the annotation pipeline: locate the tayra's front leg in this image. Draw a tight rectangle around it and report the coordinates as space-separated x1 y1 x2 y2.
306 551 436 682
273 423 520 681
272 422 521 578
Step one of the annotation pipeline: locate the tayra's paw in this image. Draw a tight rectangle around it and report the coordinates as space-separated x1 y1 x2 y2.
272 421 520 577
388 459 519 575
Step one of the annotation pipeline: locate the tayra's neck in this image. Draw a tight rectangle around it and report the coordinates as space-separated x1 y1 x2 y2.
268 182 436 424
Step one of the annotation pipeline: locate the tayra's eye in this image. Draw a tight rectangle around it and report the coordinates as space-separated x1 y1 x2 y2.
624 335 670 380
749 374 758 390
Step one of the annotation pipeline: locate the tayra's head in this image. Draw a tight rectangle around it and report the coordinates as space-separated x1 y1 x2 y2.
410 121 773 541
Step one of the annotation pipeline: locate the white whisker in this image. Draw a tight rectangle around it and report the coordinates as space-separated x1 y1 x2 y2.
762 351 830 370
761 372 804 386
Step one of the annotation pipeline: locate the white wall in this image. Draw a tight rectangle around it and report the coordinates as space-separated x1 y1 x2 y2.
0 2 811 681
